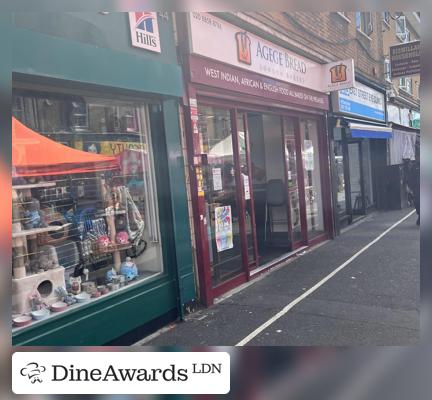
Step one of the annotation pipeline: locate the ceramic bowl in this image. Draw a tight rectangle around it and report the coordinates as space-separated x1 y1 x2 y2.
82 282 96 294
31 308 50 320
51 301 68 312
75 292 91 303
13 315 32 327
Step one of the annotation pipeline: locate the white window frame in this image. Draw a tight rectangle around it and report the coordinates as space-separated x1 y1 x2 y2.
336 12 351 23
356 12 373 38
395 15 409 42
399 77 413 94
382 12 391 28
384 58 392 83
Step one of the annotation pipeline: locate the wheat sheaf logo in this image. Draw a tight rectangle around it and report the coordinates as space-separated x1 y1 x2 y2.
20 362 46 383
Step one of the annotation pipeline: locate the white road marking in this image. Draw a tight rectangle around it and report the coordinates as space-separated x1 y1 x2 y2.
236 210 416 346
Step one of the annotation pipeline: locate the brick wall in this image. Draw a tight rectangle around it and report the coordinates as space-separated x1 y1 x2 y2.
242 12 386 87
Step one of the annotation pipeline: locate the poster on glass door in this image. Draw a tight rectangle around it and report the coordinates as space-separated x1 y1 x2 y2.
212 167 223 191
304 140 314 171
243 174 251 200
215 206 233 252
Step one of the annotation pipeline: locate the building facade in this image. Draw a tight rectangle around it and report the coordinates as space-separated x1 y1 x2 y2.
11 12 195 345
178 12 340 304
377 12 420 210
10 11 420 343
242 12 392 232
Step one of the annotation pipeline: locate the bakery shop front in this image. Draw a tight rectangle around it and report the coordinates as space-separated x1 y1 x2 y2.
179 13 343 305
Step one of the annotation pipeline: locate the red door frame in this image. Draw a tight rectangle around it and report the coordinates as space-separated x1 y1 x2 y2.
296 115 334 246
240 112 260 269
282 117 304 249
230 108 250 279
184 85 333 305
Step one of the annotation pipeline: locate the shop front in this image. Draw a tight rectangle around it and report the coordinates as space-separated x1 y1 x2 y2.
11 12 195 345
384 104 420 210
329 80 392 233
179 13 334 305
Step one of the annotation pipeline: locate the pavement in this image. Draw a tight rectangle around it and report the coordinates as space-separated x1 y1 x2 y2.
140 209 419 346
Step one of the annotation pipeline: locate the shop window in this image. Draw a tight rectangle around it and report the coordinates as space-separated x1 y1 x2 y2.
35 97 69 133
382 11 390 27
333 129 347 215
12 90 163 329
399 77 413 94
395 15 410 42
355 12 373 37
361 141 374 209
70 101 89 132
389 129 417 165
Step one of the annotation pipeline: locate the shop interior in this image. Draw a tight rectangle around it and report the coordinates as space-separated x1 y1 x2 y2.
11 92 163 329
247 113 292 266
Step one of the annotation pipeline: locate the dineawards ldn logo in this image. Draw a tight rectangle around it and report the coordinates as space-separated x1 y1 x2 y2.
235 31 252 65
20 362 47 384
128 12 161 53
12 352 231 395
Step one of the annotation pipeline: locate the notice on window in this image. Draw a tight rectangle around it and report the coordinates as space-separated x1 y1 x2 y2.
304 140 314 171
212 167 223 191
243 174 250 200
215 206 233 252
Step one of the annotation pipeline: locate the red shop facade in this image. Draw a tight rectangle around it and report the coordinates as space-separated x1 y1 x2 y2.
179 13 335 305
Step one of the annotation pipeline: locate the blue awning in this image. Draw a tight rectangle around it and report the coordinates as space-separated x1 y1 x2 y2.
349 123 393 139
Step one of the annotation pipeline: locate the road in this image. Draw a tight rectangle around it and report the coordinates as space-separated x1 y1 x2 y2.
140 209 419 346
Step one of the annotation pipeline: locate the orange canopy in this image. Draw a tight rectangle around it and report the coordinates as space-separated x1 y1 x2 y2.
12 117 119 177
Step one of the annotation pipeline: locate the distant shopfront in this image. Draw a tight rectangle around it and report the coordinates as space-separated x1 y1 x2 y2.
179 12 335 304
330 80 391 232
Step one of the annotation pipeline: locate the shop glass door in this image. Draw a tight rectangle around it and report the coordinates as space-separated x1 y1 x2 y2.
198 105 245 286
237 112 259 267
300 119 325 239
283 117 303 246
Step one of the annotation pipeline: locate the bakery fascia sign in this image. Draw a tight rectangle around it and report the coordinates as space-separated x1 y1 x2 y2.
188 12 354 93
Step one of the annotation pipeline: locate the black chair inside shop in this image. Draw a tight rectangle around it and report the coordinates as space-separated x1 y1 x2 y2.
264 179 287 241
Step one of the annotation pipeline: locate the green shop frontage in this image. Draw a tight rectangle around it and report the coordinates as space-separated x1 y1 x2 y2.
11 12 195 345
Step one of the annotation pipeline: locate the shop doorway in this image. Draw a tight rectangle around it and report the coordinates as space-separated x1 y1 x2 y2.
348 141 364 215
348 140 374 217
247 113 293 266
195 102 330 300
333 133 376 228
198 105 245 286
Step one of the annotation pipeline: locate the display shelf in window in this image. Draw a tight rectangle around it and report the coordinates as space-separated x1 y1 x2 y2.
96 209 127 217
12 181 57 190
12 223 73 239
95 243 133 254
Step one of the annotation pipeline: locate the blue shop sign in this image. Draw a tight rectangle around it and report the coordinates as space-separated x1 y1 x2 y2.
331 80 385 122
